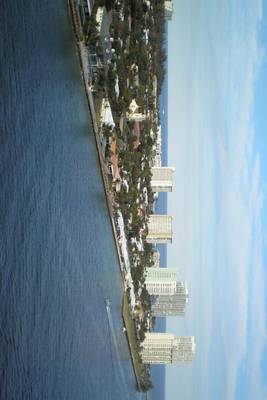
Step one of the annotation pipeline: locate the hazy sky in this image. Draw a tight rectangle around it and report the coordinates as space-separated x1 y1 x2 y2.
167 1 267 399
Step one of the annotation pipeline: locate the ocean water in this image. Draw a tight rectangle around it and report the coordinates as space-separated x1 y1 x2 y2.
0 1 145 399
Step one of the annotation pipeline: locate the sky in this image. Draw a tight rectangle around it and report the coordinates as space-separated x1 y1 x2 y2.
166 1 267 399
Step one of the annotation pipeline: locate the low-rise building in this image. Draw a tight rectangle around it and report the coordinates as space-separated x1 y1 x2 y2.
164 1 174 20
95 7 114 66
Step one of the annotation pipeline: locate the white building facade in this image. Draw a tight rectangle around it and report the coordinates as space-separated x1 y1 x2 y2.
147 215 173 244
151 281 189 316
145 268 177 295
141 333 196 364
151 167 175 192
150 125 162 167
126 112 146 122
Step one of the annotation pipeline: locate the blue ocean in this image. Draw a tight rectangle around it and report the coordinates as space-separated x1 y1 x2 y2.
0 1 150 399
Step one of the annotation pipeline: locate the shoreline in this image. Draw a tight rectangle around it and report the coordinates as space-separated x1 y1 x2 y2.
67 0 142 391
68 2 125 281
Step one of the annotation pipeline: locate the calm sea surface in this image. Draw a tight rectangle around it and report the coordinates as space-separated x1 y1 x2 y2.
0 1 145 399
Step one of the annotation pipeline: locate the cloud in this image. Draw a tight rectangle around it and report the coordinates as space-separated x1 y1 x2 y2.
212 20 266 400
215 156 265 400
246 240 267 400
166 1 266 400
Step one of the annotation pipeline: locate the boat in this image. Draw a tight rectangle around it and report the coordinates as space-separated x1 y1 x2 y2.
105 298 111 308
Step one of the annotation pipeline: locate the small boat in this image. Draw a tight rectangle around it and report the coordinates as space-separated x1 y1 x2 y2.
105 299 111 308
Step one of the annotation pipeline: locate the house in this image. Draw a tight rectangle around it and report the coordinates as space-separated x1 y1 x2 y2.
126 99 147 121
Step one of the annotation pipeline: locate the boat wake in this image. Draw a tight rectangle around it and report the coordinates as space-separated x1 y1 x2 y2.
105 300 130 400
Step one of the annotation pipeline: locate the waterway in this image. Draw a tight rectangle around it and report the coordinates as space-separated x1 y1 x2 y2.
0 1 144 399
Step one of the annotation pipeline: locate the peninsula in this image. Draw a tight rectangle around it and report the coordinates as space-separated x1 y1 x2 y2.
68 0 195 392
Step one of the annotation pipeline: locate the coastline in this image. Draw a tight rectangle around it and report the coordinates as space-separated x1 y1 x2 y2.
67 0 142 390
67 2 125 280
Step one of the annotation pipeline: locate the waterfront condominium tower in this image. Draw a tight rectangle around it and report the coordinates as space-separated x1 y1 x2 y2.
145 267 177 295
147 215 173 244
151 167 175 192
141 333 196 364
150 281 189 316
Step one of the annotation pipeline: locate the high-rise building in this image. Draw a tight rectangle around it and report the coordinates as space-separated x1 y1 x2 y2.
141 333 196 364
151 167 175 192
164 1 174 20
147 215 173 244
145 268 177 295
151 281 189 316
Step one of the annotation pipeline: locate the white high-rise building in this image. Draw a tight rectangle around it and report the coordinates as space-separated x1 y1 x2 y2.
164 1 174 20
151 281 189 316
141 333 196 364
145 268 177 295
147 215 173 244
151 167 175 192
